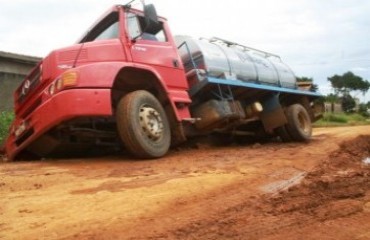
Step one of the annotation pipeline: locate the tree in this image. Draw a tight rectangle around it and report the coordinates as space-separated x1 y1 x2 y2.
296 76 318 92
341 94 356 113
327 71 370 96
324 93 339 103
358 103 369 117
297 77 313 82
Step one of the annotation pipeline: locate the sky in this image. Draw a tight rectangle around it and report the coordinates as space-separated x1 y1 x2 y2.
1 0 370 102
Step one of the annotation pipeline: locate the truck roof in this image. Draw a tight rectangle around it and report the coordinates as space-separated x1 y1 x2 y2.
76 5 167 43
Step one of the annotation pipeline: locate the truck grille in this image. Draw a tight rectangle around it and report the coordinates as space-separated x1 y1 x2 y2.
17 65 42 104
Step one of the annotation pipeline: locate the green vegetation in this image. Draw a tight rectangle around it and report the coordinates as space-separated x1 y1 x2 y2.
327 71 369 113
0 111 14 145
328 71 370 96
296 76 319 92
359 103 370 117
314 113 370 127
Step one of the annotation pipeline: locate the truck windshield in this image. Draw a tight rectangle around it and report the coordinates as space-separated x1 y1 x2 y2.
126 13 167 42
81 12 119 43
94 21 119 41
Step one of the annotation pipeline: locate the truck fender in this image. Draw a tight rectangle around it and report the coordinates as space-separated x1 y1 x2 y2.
111 64 190 122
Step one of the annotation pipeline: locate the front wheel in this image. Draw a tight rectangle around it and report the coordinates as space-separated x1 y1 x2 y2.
116 90 171 158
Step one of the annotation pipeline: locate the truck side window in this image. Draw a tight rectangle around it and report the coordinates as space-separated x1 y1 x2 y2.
127 13 141 39
127 13 167 42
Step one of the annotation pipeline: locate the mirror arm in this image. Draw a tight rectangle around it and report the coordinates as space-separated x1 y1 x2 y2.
132 33 142 42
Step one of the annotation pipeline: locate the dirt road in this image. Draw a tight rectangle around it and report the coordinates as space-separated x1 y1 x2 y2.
1 126 370 240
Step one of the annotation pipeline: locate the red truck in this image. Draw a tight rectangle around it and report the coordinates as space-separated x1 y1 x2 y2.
3 2 322 161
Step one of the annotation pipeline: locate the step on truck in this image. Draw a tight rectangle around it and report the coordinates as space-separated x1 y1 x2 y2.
3 2 323 161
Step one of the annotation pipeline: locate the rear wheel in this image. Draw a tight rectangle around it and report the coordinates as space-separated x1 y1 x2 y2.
285 104 312 141
116 90 171 158
275 125 293 142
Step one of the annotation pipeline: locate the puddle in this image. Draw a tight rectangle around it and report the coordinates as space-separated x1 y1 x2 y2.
260 172 306 194
363 157 370 165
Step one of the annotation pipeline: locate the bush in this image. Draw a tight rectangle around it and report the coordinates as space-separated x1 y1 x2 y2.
322 113 348 123
0 111 14 145
315 113 369 127
350 114 366 122
358 104 370 117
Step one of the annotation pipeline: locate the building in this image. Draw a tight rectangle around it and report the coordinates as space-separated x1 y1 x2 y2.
324 102 342 113
0 51 41 111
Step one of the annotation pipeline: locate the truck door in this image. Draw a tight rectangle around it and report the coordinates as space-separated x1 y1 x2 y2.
126 12 181 75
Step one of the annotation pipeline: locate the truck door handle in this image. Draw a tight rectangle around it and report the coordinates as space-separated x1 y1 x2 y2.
173 59 179 68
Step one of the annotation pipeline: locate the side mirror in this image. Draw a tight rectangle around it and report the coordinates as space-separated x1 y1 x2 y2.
144 4 159 24
131 3 161 42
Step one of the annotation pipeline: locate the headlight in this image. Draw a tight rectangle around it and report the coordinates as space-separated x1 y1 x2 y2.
56 78 63 90
49 82 56 95
14 121 28 137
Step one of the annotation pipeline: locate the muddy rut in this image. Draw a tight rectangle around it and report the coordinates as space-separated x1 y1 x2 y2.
0 126 369 240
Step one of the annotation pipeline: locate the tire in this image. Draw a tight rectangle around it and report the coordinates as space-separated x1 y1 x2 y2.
116 90 171 158
275 125 293 142
285 104 312 142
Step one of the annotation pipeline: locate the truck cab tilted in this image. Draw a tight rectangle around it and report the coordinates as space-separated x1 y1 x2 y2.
3 3 323 161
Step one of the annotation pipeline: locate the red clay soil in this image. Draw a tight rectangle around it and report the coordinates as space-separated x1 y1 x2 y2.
161 135 370 240
0 126 370 240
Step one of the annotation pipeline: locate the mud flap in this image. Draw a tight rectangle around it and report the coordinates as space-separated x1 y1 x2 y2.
260 94 287 133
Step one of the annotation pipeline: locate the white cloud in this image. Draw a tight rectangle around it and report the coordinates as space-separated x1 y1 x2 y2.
351 67 370 72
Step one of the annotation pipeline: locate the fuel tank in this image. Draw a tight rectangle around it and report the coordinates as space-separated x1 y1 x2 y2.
175 36 297 89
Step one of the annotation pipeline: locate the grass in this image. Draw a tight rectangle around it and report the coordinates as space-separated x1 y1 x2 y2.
314 113 370 127
0 111 14 146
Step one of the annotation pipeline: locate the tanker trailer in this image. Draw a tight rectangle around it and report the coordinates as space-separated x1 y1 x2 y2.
176 36 322 141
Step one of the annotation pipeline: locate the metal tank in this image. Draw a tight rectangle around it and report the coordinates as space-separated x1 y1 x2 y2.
175 36 297 89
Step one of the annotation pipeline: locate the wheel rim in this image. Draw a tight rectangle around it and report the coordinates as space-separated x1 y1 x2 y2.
139 105 164 141
297 111 310 134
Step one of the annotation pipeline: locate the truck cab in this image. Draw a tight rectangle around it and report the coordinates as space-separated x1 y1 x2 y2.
4 3 322 162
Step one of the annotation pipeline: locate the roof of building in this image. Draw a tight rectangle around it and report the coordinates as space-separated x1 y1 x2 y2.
0 51 41 64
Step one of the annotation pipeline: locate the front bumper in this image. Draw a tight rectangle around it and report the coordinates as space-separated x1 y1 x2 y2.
4 88 112 161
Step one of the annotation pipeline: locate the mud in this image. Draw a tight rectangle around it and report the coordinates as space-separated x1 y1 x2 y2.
146 134 370 240
0 126 370 240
